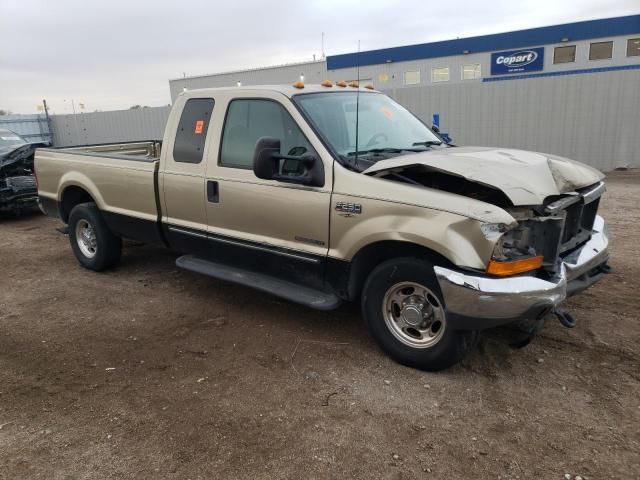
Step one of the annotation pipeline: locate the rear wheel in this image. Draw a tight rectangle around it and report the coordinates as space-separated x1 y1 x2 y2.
68 202 121 271
362 258 477 371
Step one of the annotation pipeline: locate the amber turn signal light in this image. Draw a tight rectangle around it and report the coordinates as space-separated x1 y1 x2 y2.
486 256 544 276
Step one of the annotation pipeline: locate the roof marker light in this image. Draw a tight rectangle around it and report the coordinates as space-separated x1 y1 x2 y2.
293 80 305 89
336 80 347 87
364 83 374 90
321 80 333 87
348 80 359 88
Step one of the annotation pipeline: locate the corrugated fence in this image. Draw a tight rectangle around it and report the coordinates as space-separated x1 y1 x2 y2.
0 114 52 144
49 106 170 147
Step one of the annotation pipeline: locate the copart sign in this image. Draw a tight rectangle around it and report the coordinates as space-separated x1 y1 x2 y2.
491 47 544 75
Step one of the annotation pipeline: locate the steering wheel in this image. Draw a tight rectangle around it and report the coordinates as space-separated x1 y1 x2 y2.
364 133 388 148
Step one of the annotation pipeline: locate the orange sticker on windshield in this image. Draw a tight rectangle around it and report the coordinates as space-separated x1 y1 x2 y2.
194 120 204 134
380 107 393 119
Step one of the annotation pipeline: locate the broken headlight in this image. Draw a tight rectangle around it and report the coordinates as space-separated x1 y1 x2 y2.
482 212 565 275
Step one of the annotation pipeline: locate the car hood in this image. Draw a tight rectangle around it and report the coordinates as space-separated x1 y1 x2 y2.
0 143 40 176
363 146 604 205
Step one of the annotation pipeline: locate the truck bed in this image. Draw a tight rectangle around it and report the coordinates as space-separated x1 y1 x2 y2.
36 141 162 241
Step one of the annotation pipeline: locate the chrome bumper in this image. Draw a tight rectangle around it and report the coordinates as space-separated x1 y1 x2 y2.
435 215 609 329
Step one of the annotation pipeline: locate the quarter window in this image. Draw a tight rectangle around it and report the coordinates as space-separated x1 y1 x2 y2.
173 98 214 164
627 38 640 57
431 67 450 82
554 45 576 64
403 71 421 85
219 99 314 169
462 64 481 80
589 41 613 60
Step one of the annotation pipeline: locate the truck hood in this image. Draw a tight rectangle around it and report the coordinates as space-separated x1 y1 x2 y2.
363 146 604 205
0 143 41 177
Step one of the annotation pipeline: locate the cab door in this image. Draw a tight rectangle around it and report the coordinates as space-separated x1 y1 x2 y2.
160 96 215 256
203 92 333 289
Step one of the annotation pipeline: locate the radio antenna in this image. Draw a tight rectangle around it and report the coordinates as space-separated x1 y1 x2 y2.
354 40 361 169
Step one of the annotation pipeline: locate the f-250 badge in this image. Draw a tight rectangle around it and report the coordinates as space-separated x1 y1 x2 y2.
335 202 362 217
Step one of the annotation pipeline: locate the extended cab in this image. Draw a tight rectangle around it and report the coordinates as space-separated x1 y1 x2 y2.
36 84 610 370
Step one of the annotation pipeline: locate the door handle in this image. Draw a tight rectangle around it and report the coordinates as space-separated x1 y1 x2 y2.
207 180 219 203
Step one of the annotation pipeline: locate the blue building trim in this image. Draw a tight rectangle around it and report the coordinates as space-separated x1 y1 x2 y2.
482 63 640 82
327 15 640 70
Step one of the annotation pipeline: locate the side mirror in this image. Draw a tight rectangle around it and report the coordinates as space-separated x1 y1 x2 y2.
431 125 440 133
253 137 324 187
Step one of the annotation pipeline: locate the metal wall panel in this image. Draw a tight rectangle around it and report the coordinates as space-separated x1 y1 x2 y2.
50 106 171 147
386 69 640 171
169 61 328 101
0 114 51 144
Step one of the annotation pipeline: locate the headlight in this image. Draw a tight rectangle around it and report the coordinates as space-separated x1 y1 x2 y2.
484 222 543 276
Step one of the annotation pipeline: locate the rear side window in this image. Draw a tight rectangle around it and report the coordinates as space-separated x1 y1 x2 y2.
173 98 215 164
219 99 314 169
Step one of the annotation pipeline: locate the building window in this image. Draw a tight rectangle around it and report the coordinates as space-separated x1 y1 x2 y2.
589 41 613 60
462 64 481 80
173 98 215 164
431 67 449 83
628 38 640 57
219 99 313 169
554 45 576 64
403 71 421 85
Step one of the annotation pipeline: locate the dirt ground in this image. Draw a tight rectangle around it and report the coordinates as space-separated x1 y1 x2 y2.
1 171 639 480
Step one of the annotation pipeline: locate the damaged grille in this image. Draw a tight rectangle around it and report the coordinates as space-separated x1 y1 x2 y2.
4 175 36 189
546 182 604 256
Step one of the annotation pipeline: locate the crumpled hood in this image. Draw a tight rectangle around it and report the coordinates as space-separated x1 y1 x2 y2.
0 143 38 177
363 146 604 205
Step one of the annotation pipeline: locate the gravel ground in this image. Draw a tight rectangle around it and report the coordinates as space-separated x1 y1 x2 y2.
0 170 639 479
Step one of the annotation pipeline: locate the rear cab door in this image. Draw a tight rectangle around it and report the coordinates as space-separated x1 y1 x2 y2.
159 94 216 256
203 89 333 289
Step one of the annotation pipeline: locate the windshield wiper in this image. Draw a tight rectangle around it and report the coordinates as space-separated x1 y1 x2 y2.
346 147 423 156
412 140 443 147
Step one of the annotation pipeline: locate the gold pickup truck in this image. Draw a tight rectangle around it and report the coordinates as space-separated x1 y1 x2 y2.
36 84 610 370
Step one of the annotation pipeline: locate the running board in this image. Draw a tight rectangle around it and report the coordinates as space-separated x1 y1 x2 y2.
176 255 342 311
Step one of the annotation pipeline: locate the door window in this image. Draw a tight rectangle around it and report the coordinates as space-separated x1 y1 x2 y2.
219 99 314 169
173 98 215 164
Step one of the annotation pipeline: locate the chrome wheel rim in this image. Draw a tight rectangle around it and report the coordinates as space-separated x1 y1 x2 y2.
382 281 446 348
75 219 97 258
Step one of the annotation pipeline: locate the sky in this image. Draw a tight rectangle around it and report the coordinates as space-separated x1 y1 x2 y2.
0 0 637 114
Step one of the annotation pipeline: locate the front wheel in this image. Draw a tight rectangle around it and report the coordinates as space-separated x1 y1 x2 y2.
68 202 122 271
362 258 477 371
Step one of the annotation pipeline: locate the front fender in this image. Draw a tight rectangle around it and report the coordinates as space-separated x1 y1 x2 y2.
329 196 512 269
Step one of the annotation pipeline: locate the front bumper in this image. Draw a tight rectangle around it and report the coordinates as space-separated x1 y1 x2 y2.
435 215 609 330
0 176 38 212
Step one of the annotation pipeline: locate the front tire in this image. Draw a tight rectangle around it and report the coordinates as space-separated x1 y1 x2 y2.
362 258 477 371
68 202 122 271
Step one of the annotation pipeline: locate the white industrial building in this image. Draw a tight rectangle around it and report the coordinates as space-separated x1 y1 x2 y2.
169 14 640 171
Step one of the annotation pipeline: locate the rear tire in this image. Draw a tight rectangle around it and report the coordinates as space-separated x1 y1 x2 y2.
362 258 477 371
68 202 121 271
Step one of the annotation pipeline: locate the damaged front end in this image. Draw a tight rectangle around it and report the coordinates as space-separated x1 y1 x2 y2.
365 159 609 332
0 144 40 214
489 181 608 292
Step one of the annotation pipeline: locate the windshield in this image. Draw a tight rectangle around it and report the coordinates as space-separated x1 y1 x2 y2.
293 92 443 160
0 130 27 152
